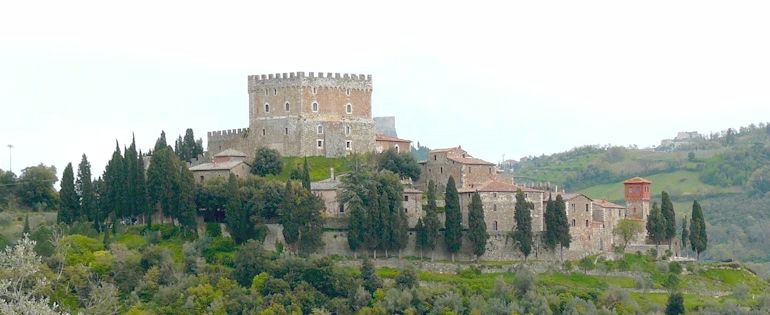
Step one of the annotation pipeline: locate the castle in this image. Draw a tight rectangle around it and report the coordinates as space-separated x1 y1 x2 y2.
207 72 386 159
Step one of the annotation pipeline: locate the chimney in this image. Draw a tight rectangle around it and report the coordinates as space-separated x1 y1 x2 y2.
330 167 335 180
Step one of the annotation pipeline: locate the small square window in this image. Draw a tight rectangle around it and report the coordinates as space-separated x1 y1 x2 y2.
404 195 409 202
261 129 266 136
273 88 277 95
284 128 288 135
346 140 352 150
312 87 317 94
317 125 324 134
317 139 324 148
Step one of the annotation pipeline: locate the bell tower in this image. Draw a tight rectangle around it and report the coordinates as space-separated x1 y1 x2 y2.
624 177 652 225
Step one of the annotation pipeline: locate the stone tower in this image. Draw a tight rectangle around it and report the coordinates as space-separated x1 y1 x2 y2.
624 177 652 224
207 72 376 158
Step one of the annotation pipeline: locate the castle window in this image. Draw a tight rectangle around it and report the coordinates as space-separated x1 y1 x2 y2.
434 155 437 161
440 167 443 174
285 102 290 112
346 140 352 150
493 192 497 198
345 125 351 135
572 219 576 227
339 204 345 213
264 103 270 113
493 204 497 211
346 88 351 96
316 139 324 148
493 221 498 231
489 167 492 174
284 128 288 135
404 207 408 213
261 129 266 136
571 203 576 212
395 144 400 153
468 167 471 173
317 125 323 134
346 103 352 114
312 102 319 112
312 87 317 94
585 219 589 227
273 88 277 95
585 204 589 212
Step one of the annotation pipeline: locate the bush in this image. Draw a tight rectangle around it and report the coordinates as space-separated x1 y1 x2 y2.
205 222 222 237
203 236 237 263
394 266 417 289
668 261 682 274
252 147 283 176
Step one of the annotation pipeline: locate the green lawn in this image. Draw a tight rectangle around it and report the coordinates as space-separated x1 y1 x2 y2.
267 156 351 182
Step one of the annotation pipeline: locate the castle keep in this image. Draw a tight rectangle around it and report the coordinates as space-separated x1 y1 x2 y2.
207 72 376 158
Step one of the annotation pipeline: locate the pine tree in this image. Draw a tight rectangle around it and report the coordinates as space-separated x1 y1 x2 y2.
301 157 311 191
58 163 78 224
76 154 96 223
554 194 571 263
467 192 489 260
226 174 252 244
647 202 666 251
281 181 325 254
443 176 462 261
512 189 534 262
543 194 557 251
415 218 428 259
689 200 708 260
423 180 441 261
661 191 676 250
681 216 689 257
346 195 366 256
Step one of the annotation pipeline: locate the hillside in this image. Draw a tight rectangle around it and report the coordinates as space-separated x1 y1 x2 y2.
513 122 770 276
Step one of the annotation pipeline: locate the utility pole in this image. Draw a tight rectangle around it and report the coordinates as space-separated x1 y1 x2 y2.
6 144 12 173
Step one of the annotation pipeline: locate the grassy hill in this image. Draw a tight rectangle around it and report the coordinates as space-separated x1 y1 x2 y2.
579 170 742 203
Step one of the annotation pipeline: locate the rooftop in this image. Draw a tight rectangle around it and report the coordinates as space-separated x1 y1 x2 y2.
594 199 626 209
214 149 248 158
459 179 544 193
189 160 247 171
375 134 411 143
624 177 652 184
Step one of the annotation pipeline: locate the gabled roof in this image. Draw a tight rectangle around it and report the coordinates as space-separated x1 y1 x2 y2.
189 160 247 171
553 193 592 201
448 156 495 165
214 149 248 158
375 134 411 143
624 177 652 184
431 146 464 153
594 199 625 209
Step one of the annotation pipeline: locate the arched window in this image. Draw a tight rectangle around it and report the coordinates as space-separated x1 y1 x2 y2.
273 88 277 95
261 129 266 136
312 102 319 112
571 219 576 227
346 103 352 114
346 88 351 96
264 103 270 113
585 219 589 227
285 102 290 112
317 125 323 134
395 144 400 153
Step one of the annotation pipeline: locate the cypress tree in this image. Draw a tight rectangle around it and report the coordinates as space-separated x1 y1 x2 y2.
93 177 106 231
226 174 252 244
647 202 666 251
513 189 534 262
301 157 311 191
423 180 440 261
281 180 300 249
554 194 571 263
58 163 78 224
665 292 685 315
136 150 150 227
689 200 707 260
176 165 197 235
543 194 557 251
681 216 689 257
346 195 366 257
147 146 179 223
415 218 428 259
443 176 462 262
467 192 489 260
23 215 31 235
661 191 676 250
104 142 127 226
377 191 393 257
154 130 168 151
365 184 381 258
76 154 96 223
360 256 382 294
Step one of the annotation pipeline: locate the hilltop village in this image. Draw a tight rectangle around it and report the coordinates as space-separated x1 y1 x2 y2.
192 71 669 260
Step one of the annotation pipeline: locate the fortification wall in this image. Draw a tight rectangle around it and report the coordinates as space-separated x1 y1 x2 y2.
248 72 372 91
207 128 251 157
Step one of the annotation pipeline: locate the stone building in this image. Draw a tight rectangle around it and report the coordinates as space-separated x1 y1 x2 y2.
417 146 497 192
458 179 545 234
624 177 651 223
375 134 412 154
189 149 251 183
207 72 376 159
402 187 424 228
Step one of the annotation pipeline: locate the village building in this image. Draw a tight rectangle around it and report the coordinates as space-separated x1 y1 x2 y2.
458 179 545 234
375 134 412 154
417 146 497 192
189 149 251 183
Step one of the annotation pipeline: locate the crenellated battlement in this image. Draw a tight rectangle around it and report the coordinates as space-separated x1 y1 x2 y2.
207 128 250 141
247 71 372 92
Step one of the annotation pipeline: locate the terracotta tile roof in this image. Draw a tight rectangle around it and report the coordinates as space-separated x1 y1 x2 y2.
214 149 248 158
594 199 625 209
623 176 652 184
448 156 495 165
553 193 592 201
375 134 411 143
431 146 463 153
189 160 247 171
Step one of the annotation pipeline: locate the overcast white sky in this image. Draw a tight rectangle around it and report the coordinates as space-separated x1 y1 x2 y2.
2 0 770 182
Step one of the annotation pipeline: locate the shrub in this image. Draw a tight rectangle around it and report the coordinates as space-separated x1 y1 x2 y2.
395 266 417 289
203 236 237 263
62 234 104 266
668 261 682 274
205 222 222 237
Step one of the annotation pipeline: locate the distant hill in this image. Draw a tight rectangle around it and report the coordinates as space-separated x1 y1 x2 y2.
512 122 770 276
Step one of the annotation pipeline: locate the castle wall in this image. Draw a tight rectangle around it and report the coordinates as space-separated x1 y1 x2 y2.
460 164 497 189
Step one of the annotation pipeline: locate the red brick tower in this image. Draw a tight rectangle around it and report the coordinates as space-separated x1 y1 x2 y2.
624 177 652 224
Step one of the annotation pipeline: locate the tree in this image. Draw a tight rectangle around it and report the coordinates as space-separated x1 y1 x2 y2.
16 164 58 211
174 128 204 162
376 148 421 181
175 166 198 234
415 218 428 259
681 216 689 257
233 240 271 287
225 174 254 244
301 157 311 191
467 192 489 260
553 195 571 263
58 163 78 224
22 215 30 235
0 169 16 210
0 235 65 314
613 219 643 251
423 180 441 261
251 147 283 177
444 176 462 261
646 202 666 251
154 130 168 151
378 171 407 257
346 195 366 256
76 154 97 223
360 256 381 294
543 194 557 251
394 266 417 289
135 150 150 226
665 292 684 315
748 165 770 196
687 151 696 162
512 190 534 262
103 142 127 224
689 200 708 260
147 146 180 223
661 191 676 250
281 181 325 254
